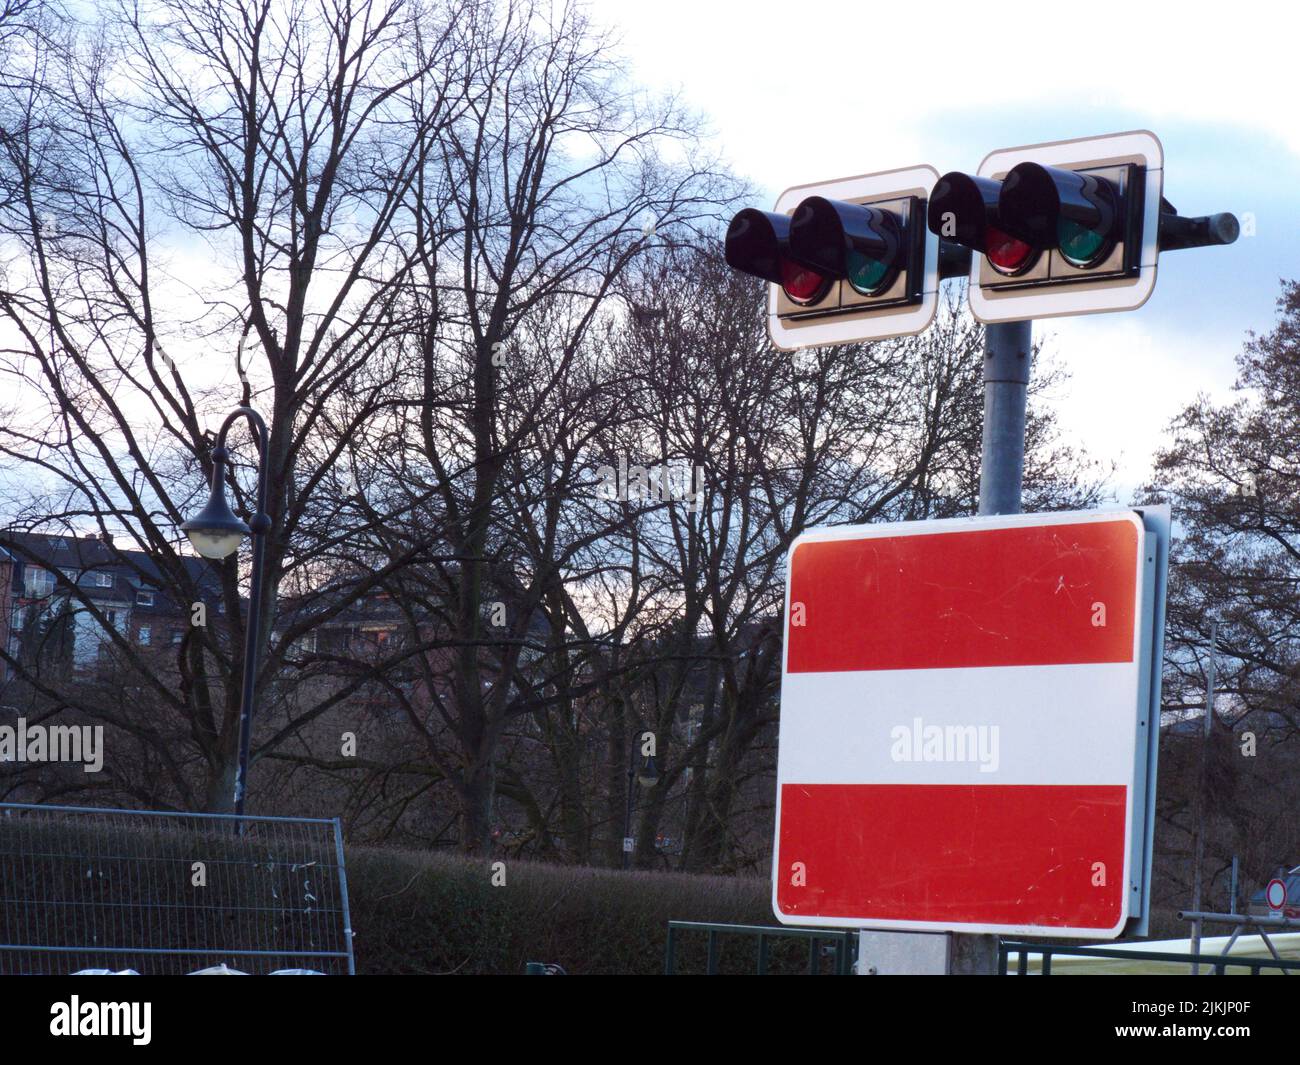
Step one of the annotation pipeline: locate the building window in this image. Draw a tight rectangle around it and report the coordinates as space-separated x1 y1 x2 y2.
171 630 184 645
136 591 154 606
138 626 151 645
24 568 55 598
94 572 113 588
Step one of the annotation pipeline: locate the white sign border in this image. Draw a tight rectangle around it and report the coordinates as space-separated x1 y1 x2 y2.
771 508 1156 938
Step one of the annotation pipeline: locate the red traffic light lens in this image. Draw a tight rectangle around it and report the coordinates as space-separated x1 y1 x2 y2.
985 225 1034 275
780 257 829 304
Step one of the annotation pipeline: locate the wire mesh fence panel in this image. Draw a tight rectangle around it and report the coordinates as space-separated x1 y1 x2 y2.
0 803 354 975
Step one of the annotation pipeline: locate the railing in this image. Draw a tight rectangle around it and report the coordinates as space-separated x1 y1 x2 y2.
667 926 1300 975
1000 940 1300 975
0 801 355 974
665 920 857 975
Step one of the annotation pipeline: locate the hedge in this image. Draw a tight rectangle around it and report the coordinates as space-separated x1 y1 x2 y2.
343 846 792 974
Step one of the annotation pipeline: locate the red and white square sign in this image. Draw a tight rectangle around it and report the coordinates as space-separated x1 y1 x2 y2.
773 509 1164 938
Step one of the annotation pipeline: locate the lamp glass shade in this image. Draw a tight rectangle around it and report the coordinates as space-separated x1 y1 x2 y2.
182 491 251 559
636 756 660 788
185 528 247 559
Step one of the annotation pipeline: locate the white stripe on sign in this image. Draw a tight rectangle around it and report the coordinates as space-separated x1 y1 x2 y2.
778 662 1142 787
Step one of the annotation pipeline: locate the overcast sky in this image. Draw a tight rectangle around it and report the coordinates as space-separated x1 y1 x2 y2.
600 0 1300 501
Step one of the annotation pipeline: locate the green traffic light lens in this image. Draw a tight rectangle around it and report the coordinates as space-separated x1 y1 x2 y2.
1057 218 1109 268
846 249 891 295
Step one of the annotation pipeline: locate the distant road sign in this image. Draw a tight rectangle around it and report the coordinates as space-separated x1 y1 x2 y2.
1266 878 1288 912
773 508 1167 938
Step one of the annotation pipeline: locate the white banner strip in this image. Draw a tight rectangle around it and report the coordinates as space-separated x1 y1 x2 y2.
778 661 1141 787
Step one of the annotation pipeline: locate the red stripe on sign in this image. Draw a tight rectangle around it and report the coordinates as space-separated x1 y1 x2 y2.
787 520 1139 673
776 784 1127 929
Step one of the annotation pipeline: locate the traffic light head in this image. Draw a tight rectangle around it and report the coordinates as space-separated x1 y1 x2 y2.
724 209 831 306
788 196 902 297
927 172 1035 275
999 162 1118 268
932 131 1164 323
723 166 940 348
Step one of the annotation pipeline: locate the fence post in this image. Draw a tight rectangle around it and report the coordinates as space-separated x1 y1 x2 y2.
332 817 355 975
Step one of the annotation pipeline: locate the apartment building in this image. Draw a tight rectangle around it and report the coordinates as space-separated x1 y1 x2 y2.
0 531 220 679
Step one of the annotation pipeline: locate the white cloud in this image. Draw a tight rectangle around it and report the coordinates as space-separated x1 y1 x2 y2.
608 0 1300 176
1036 314 1239 502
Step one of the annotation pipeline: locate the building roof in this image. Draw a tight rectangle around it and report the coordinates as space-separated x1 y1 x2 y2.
1 530 221 613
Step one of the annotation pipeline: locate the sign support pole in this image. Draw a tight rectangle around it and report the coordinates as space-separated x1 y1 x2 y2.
977 319 1033 518
948 317 1033 975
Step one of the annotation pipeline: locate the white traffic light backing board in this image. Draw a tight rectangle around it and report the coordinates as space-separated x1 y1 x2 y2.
967 130 1164 324
768 166 940 350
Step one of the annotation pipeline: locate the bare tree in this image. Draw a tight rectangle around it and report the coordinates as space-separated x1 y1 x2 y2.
1143 277 1300 906
0 0 468 809
0 0 1108 873
348 0 733 852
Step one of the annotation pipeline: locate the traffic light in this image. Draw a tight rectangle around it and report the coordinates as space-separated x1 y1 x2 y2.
926 172 1038 277
786 195 919 307
928 131 1165 323
723 166 943 348
724 209 833 308
999 159 1143 278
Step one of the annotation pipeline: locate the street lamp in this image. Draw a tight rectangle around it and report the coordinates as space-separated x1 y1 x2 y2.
622 746 660 870
182 406 271 820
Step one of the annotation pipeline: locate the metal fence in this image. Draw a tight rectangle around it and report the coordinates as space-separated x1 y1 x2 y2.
1000 940 1300 976
665 920 858 975
0 802 354 974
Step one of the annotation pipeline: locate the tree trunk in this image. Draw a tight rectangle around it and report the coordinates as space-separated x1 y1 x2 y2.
605 697 628 867
204 757 238 815
460 761 496 855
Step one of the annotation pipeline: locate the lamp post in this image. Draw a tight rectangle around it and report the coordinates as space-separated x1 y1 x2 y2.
181 407 271 821
622 745 660 870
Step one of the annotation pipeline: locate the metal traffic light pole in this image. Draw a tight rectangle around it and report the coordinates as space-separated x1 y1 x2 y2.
976 319 1034 518
946 317 1034 975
